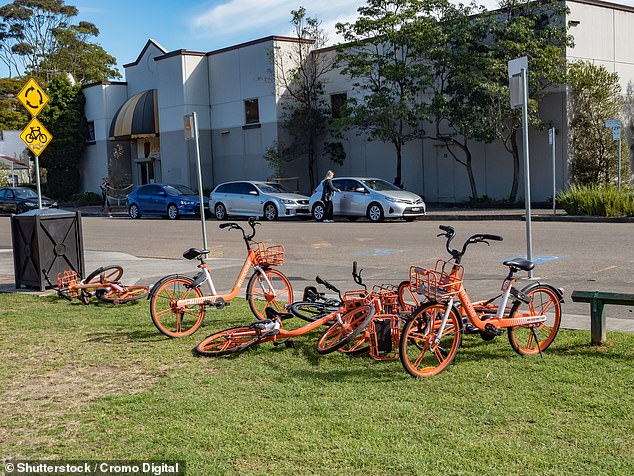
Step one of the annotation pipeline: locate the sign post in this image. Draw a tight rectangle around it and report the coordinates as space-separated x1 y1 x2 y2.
17 78 50 209
605 119 621 190
509 56 533 277
185 113 208 251
549 127 556 215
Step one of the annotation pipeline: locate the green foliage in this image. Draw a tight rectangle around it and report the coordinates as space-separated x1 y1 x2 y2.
568 61 629 185
69 190 100 205
0 0 119 82
335 0 434 182
37 74 86 198
556 185 634 216
0 76 29 129
323 141 346 166
0 162 10 185
263 139 292 178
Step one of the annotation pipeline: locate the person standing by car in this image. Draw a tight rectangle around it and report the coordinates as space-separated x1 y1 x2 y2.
321 170 340 223
100 177 111 216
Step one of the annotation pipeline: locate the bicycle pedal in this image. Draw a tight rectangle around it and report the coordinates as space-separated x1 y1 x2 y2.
484 323 504 336
213 298 227 309
463 323 480 334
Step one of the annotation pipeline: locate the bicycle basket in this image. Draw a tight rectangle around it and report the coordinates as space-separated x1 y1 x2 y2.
57 270 80 298
255 243 285 266
409 260 463 300
371 287 399 313
343 289 372 309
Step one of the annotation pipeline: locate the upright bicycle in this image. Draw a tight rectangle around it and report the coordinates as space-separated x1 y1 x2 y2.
400 225 563 377
149 218 293 338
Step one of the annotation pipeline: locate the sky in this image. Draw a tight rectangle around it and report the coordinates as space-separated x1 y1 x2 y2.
2 0 634 79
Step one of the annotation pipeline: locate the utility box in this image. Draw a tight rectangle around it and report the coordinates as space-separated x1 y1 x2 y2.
11 209 85 291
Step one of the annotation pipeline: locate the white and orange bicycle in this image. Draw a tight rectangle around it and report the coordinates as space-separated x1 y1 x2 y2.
149 218 293 337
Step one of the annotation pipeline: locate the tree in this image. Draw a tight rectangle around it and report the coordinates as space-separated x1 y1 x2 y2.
478 0 573 201
0 0 120 82
38 74 86 198
0 77 29 129
38 21 120 83
418 0 493 200
335 0 434 186
269 7 334 190
568 61 629 185
263 139 292 179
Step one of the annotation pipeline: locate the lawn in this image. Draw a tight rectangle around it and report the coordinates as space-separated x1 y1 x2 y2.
0 293 633 475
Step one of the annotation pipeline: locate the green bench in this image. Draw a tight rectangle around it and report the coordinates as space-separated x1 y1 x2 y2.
571 290 634 344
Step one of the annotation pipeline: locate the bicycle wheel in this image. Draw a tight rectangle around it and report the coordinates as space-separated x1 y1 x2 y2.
507 284 562 355
289 300 338 323
194 326 262 357
316 305 374 355
150 276 205 338
399 302 462 377
95 285 149 304
246 268 293 320
82 265 125 301
397 280 422 313
338 330 371 355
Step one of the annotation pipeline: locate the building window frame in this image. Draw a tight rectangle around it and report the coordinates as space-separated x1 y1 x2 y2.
244 98 260 125
330 92 347 119
86 121 95 143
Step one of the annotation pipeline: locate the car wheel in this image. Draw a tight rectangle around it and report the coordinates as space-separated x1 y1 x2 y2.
312 203 325 222
16 203 27 214
167 204 179 220
129 204 141 219
263 202 278 221
404 216 416 222
214 203 227 220
367 203 384 222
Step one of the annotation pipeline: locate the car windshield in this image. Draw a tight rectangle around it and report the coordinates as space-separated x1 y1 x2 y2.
14 188 38 198
257 183 289 194
360 179 402 192
165 185 197 196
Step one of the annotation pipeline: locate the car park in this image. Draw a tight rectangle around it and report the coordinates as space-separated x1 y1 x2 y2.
126 183 208 220
309 177 426 222
209 181 311 221
0 187 57 214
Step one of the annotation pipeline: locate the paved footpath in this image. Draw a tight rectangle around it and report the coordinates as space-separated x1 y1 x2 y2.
1 207 633 336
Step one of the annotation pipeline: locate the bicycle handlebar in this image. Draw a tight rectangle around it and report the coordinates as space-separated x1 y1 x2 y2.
218 217 259 242
437 225 503 263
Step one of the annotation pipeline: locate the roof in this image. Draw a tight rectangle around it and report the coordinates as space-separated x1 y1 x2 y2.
0 155 27 169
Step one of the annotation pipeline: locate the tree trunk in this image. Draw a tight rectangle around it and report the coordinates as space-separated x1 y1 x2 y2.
509 130 520 201
394 141 402 186
464 146 478 200
308 132 316 191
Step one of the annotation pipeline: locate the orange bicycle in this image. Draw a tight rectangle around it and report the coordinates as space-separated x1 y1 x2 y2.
44 265 149 305
399 225 563 377
195 274 375 357
149 218 293 338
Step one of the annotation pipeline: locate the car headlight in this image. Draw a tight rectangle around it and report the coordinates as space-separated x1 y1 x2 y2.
281 199 295 205
385 197 410 204
180 200 196 205
24 201 37 207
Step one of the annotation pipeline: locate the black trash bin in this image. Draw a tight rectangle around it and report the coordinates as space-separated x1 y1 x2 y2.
11 209 85 291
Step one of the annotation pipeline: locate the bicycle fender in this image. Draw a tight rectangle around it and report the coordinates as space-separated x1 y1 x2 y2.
518 281 565 303
147 274 193 299
408 301 464 331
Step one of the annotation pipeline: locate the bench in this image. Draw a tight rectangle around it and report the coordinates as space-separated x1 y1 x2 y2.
571 290 634 344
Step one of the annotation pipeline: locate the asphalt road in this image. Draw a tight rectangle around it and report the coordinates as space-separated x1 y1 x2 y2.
2 215 634 321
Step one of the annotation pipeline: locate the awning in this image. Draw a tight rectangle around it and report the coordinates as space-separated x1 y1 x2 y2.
109 89 159 140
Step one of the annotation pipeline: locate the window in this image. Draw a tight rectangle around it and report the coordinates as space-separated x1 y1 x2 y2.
244 98 259 124
236 182 257 195
330 93 347 119
86 121 95 142
0 190 6 200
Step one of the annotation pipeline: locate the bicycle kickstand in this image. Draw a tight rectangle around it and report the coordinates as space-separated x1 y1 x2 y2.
530 325 544 358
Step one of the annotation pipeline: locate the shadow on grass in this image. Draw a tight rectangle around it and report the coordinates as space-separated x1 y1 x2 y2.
84 330 166 343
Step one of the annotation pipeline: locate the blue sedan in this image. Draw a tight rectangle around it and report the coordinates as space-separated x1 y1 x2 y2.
126 184 209 220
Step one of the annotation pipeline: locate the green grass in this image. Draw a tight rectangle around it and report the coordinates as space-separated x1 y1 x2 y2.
1 293 633 475
557 185 634 217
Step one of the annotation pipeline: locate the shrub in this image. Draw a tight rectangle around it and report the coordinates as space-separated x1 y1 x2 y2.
556 185 634 216
69 191 102 206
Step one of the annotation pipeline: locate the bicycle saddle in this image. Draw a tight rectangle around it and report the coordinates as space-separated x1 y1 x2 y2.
503 259 534 272
183 248 207 260
264 307 294 321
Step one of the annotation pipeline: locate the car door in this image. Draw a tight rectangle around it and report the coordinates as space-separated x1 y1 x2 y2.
138 185 158 213
3 189 17 213
331 179 346 215
348 180 369 216
236 182 260 215
335 179 356 216
0 189 7 212
219 183 241 215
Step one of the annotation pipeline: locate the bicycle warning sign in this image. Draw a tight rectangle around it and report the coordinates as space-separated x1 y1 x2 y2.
17 78 48 117
20 117 52 156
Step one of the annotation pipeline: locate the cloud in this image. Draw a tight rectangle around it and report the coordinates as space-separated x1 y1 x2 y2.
190 0 366 39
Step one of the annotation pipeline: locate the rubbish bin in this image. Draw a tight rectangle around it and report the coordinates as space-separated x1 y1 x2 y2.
11 209 85 291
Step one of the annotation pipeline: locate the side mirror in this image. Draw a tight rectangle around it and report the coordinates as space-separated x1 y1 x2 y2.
249 190 258 196
354 187 366 193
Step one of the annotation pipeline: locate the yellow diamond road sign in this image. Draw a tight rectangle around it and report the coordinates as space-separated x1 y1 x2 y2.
21 117 52 156
17 78 48 117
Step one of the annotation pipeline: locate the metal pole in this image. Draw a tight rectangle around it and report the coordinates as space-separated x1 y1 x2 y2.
551 127 556 215
34 155 42 209
191 112 208 251
521 67 533 277
618 134 622 191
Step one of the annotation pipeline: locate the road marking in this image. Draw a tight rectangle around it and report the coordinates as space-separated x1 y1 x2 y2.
594 265 617 274
313 242 332 249
353 248 403 257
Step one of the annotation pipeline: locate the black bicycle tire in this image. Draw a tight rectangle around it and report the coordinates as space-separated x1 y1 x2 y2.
316 305 375 355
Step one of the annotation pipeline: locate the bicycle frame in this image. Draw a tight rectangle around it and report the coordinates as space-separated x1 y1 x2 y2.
176 249 277 307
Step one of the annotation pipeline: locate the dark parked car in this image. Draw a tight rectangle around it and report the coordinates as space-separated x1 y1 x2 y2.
126 183 209 220
0 187 57 214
